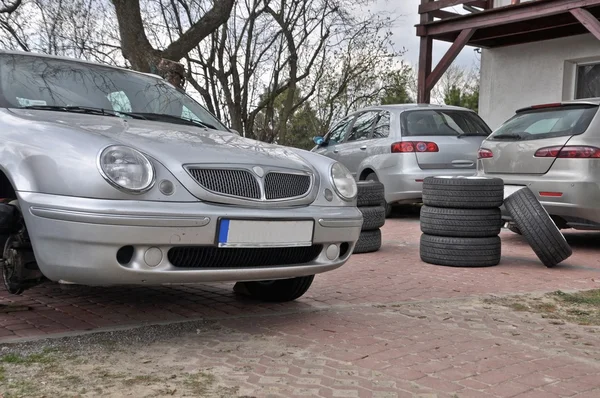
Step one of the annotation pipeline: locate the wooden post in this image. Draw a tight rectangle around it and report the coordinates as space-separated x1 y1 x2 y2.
571 7 600 41
417 0 434 104
425 28 476 91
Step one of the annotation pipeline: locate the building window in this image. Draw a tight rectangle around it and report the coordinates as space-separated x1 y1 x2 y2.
576 64 600 99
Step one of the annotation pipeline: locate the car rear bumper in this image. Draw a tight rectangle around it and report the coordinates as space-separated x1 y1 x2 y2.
494 178 600 229
17 192 363 286
378 165 477 204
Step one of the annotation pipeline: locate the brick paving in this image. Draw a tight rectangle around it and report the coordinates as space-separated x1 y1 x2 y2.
1 211 600 397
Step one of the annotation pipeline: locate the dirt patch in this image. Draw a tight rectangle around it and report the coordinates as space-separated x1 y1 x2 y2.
0 322 256 398
485 289 600 326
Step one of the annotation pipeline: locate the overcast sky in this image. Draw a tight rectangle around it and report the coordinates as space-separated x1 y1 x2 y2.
371 0 479 69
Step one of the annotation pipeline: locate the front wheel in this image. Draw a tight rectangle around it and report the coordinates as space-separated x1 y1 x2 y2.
234 275 315 302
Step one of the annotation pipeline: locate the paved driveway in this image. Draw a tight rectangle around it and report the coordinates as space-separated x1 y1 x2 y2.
1 209 600 397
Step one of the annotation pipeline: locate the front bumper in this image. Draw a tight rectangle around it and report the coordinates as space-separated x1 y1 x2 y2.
18 192 363 286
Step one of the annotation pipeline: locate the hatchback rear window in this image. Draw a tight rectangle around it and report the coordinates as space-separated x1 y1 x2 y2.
400 109 491 137
488 105 598 141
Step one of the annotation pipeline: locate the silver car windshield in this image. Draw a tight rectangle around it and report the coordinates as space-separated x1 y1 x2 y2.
0 53 228 131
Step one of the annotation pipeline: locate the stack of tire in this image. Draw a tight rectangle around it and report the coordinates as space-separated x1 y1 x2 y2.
419 176 573 268
419 176 504 267
353 181 386 254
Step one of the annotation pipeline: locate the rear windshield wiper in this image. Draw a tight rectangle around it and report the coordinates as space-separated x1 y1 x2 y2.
490 133 524 140
21 105 147 120
128 112 216 130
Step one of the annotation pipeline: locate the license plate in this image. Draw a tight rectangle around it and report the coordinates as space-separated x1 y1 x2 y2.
218 219 314 248
504 185 525 199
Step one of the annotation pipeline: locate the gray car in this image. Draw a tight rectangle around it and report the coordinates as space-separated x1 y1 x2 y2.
311 104 492 214
477 99 600 232
0 51 362 301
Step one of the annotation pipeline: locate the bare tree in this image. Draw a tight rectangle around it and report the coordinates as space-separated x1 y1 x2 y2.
0 0 21 14
110 0 234 86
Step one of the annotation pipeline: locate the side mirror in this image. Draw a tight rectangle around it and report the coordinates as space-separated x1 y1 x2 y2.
313 136 325 145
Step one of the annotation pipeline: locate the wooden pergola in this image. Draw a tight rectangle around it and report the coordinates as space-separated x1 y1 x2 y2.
416 0 600 103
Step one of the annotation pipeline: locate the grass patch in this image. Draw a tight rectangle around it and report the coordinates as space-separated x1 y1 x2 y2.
184 372 216 395
0 349 56 365
551 290 600 305
494 289 600 326
0 365 5 381
122 375 162 386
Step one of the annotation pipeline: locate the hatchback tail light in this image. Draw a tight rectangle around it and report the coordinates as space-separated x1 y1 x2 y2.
478 148 493 159
534 146 600 158
391 141 439 153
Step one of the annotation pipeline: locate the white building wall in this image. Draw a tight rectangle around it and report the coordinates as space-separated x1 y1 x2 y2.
479 33 600 130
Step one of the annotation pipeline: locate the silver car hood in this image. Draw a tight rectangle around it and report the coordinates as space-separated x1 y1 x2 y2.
8 109 314 172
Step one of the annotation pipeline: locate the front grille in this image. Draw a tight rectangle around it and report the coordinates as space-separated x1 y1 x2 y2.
188 168 261 199
168 245 323 268
264 172 311 199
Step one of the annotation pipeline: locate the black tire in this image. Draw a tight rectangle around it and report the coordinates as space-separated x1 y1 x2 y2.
364 173 392 217
239 275 315 302
420 234 501 267
422 176 504 209
357 179 385 207
506 222 522 235
420 206 502 238
503 187 572 267
353 229 381 254
360 205 386 231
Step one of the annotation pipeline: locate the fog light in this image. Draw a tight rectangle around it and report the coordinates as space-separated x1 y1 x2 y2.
324 189 333 201
326 244 339 260
159 179 175 195
144 247 163 267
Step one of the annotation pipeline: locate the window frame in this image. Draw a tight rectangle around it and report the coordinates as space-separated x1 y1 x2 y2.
343 110 380 143
575 61 600 100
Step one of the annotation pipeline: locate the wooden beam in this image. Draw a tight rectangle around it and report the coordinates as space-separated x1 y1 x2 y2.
571 7 600 40
425 28 476 91
418 0 434 104
419 0 492 14
421 0 600 36
431 9 460 19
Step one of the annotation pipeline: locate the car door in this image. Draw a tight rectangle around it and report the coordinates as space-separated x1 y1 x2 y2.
312 115 355 161
400 109 491 170
336 110 380 177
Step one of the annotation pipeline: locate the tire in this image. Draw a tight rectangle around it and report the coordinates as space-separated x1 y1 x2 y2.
353 229 381 254
360 205 386 231
364 173 392 216
506 222 522 235
357 179 385 207
238 275 315 302
503 187 572 267
422 176 504 209
420 206 502 238
420 234 501 267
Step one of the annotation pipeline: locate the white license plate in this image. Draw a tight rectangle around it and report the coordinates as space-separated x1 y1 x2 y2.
504 185 525 199
217 219 314 248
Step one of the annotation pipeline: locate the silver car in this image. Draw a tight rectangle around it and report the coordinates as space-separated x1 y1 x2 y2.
311 104 492 214
0 51 362 301
477 99 600 232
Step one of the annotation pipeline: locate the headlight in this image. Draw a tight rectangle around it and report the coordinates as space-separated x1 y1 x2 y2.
98 145 155 193
330 162 357 200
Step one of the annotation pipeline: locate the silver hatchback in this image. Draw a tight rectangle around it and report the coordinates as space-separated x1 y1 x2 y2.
312 104 492 213
478 99 600 231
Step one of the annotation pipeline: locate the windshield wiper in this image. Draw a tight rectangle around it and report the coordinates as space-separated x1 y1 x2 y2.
491 133 524 140
128 112 216 130
21 105 147 120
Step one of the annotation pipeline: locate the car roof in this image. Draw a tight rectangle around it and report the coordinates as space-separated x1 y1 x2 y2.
0 49 164 80
357 103 476 113
515 98 600 113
